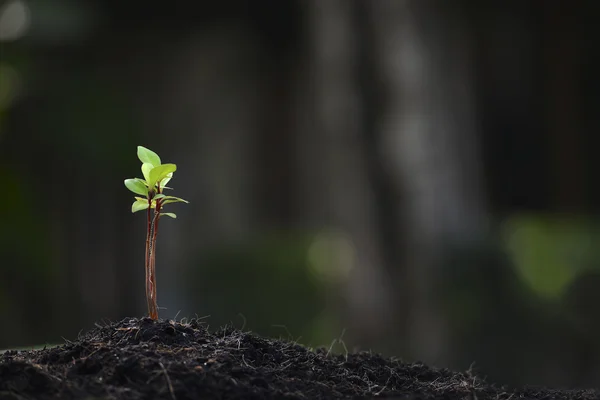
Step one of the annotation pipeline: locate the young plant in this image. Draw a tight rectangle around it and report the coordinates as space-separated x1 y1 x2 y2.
124 146 188 320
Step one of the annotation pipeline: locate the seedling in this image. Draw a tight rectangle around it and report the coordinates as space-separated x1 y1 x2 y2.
124 146 188 320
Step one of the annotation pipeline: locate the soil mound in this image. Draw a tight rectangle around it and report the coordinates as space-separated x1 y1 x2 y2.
0 317 597 399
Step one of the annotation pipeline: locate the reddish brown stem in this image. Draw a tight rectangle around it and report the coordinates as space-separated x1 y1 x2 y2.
145 197 156 319
150 199 162 320
145 185 163 320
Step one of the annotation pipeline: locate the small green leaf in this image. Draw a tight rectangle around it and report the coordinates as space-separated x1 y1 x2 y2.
135 178 149 187
162 201 186 206
160 172 173 187
141 163 153 183
137 146 161 166
160 212 177 219
148 163 177 189
124 179 148 196
160 195 189 205
153 194 166 200
132 199 149 213
134 197 157 208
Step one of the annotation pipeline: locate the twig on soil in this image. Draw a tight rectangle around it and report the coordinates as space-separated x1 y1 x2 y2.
159 361 176 400
242 355 255 369
373 373 392 396
326 329 349 361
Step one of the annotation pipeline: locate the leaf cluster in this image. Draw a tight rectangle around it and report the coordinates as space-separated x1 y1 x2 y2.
124 146 188 218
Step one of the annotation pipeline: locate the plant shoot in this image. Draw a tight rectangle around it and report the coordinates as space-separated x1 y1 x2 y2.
124 146 188 320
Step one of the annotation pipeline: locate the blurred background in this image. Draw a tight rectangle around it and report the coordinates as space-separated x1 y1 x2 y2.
2 0 600 389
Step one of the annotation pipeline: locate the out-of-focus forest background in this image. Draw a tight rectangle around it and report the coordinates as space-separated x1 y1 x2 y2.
2 0 600 388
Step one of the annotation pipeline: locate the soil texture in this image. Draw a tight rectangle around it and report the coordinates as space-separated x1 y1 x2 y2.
0 317 598 399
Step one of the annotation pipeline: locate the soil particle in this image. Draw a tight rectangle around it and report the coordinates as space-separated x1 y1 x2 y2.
0 317 597 399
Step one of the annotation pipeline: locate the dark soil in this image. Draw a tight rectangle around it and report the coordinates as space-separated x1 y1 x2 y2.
0 318 597 400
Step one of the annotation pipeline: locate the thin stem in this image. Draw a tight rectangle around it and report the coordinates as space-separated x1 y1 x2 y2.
146 184 162 320
145 196 155 319
148 204 161 320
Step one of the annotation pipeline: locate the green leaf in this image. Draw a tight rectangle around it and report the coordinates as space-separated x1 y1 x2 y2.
153 194 166 200
124 179 148 196
141 163 154 183
162 200 186 206
160 172 173 187
160 195 189 205
132 199 149 213
135 197 158 208
148 163 177 189
135 178 149 187
137 146 161 166
160 212 177 219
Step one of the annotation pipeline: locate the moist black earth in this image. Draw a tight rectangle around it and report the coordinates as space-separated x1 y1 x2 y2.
0 318 598 400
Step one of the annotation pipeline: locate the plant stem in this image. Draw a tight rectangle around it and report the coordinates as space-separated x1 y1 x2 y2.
145 198 156 319
145 186 163 321
149 199 162 320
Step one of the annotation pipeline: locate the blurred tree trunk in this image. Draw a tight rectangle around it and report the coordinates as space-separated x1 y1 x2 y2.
368 0 488 364
301 0 396 345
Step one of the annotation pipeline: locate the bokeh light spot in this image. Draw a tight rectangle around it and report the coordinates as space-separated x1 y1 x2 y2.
0 0 31 41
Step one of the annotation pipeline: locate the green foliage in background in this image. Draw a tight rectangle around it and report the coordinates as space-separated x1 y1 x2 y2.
502 214 600 300
185 233 342 347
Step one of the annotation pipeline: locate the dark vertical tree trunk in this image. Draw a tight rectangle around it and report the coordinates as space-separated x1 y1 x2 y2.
300 0 396 346
368 0 488 364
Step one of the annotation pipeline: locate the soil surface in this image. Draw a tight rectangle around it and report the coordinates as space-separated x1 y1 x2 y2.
0 318 598 400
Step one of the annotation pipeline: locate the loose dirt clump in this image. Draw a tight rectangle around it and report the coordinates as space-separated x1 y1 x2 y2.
0 318 597 399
